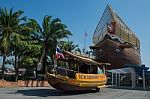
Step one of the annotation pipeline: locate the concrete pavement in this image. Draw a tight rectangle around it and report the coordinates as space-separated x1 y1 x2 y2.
0 87 149 99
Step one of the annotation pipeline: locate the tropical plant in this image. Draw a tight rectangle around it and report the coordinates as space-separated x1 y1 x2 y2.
59 40 79 52
26 15 71 73
0 8 30 80
11 35 41 80
75 48 82 54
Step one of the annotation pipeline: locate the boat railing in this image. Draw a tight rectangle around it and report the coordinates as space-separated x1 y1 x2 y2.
55 67 77 78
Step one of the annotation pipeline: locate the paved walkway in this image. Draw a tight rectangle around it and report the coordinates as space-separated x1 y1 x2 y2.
0 87 149 99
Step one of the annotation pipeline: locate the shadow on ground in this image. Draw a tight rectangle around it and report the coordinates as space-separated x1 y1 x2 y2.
107 86 150 91
15 88 97 97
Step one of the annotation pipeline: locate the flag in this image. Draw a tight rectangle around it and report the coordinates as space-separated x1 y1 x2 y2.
107 22 113 33
107 22 116 34
56 46 65 59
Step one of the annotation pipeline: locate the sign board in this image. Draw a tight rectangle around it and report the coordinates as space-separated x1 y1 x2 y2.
76 73 106 81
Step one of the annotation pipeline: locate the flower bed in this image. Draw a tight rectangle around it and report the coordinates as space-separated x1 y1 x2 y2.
0 80 49 87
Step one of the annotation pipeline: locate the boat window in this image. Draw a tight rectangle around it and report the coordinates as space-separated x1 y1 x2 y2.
97 67 104 74
57 60 69 68
56 60 77 78
56 67 67 76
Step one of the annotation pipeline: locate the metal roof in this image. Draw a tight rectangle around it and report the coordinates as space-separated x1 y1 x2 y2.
107 67 132 74
63 51 110 66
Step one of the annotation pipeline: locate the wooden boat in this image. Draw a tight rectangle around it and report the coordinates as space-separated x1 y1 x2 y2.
46 51 110 91
90 5 141 68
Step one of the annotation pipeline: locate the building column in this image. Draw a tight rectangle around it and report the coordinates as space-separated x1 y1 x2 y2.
131 68 136 89
112 72 114 86
143 69 146 90
116 72 117 86
118 73 120 86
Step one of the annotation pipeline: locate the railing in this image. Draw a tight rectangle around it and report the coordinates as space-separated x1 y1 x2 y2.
52 67 77 79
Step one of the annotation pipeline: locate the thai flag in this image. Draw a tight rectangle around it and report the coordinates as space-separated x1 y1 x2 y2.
56 46 65 59
107 22 113 33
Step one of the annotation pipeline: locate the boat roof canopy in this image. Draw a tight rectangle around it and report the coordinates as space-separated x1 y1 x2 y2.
63 51 110 66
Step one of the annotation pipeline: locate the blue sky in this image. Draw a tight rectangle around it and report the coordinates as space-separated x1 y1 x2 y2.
0 0 150 69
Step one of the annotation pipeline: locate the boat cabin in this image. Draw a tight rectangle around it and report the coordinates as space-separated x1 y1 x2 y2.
55 51 109 78
46 51 110 91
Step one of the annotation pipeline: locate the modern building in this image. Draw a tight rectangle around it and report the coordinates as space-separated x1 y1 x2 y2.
90 5 141 69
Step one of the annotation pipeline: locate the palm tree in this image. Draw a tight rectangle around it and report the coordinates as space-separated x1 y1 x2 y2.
75 48 82 54
27 15 71 74
11 35 41 81
0 8 30 80
59 41 79 52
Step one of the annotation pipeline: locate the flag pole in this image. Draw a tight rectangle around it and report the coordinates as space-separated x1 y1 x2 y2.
83 32 87 53
84 34 85 53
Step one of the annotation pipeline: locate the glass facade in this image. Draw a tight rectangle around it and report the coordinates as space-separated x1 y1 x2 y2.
93 5 140 50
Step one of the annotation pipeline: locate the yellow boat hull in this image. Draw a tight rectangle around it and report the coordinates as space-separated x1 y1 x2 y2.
46 73 107 91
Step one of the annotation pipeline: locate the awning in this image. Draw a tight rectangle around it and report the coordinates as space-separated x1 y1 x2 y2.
107 67 132 74
63 51 110 66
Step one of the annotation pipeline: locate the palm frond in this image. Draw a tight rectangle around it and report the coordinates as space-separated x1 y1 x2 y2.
27 18 42 33
42 15 52 37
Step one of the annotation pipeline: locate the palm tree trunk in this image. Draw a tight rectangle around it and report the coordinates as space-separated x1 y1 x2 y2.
37 46 46 74
35 64 37 79
43 47 47 74
39 48 45 65
2 54 6 80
